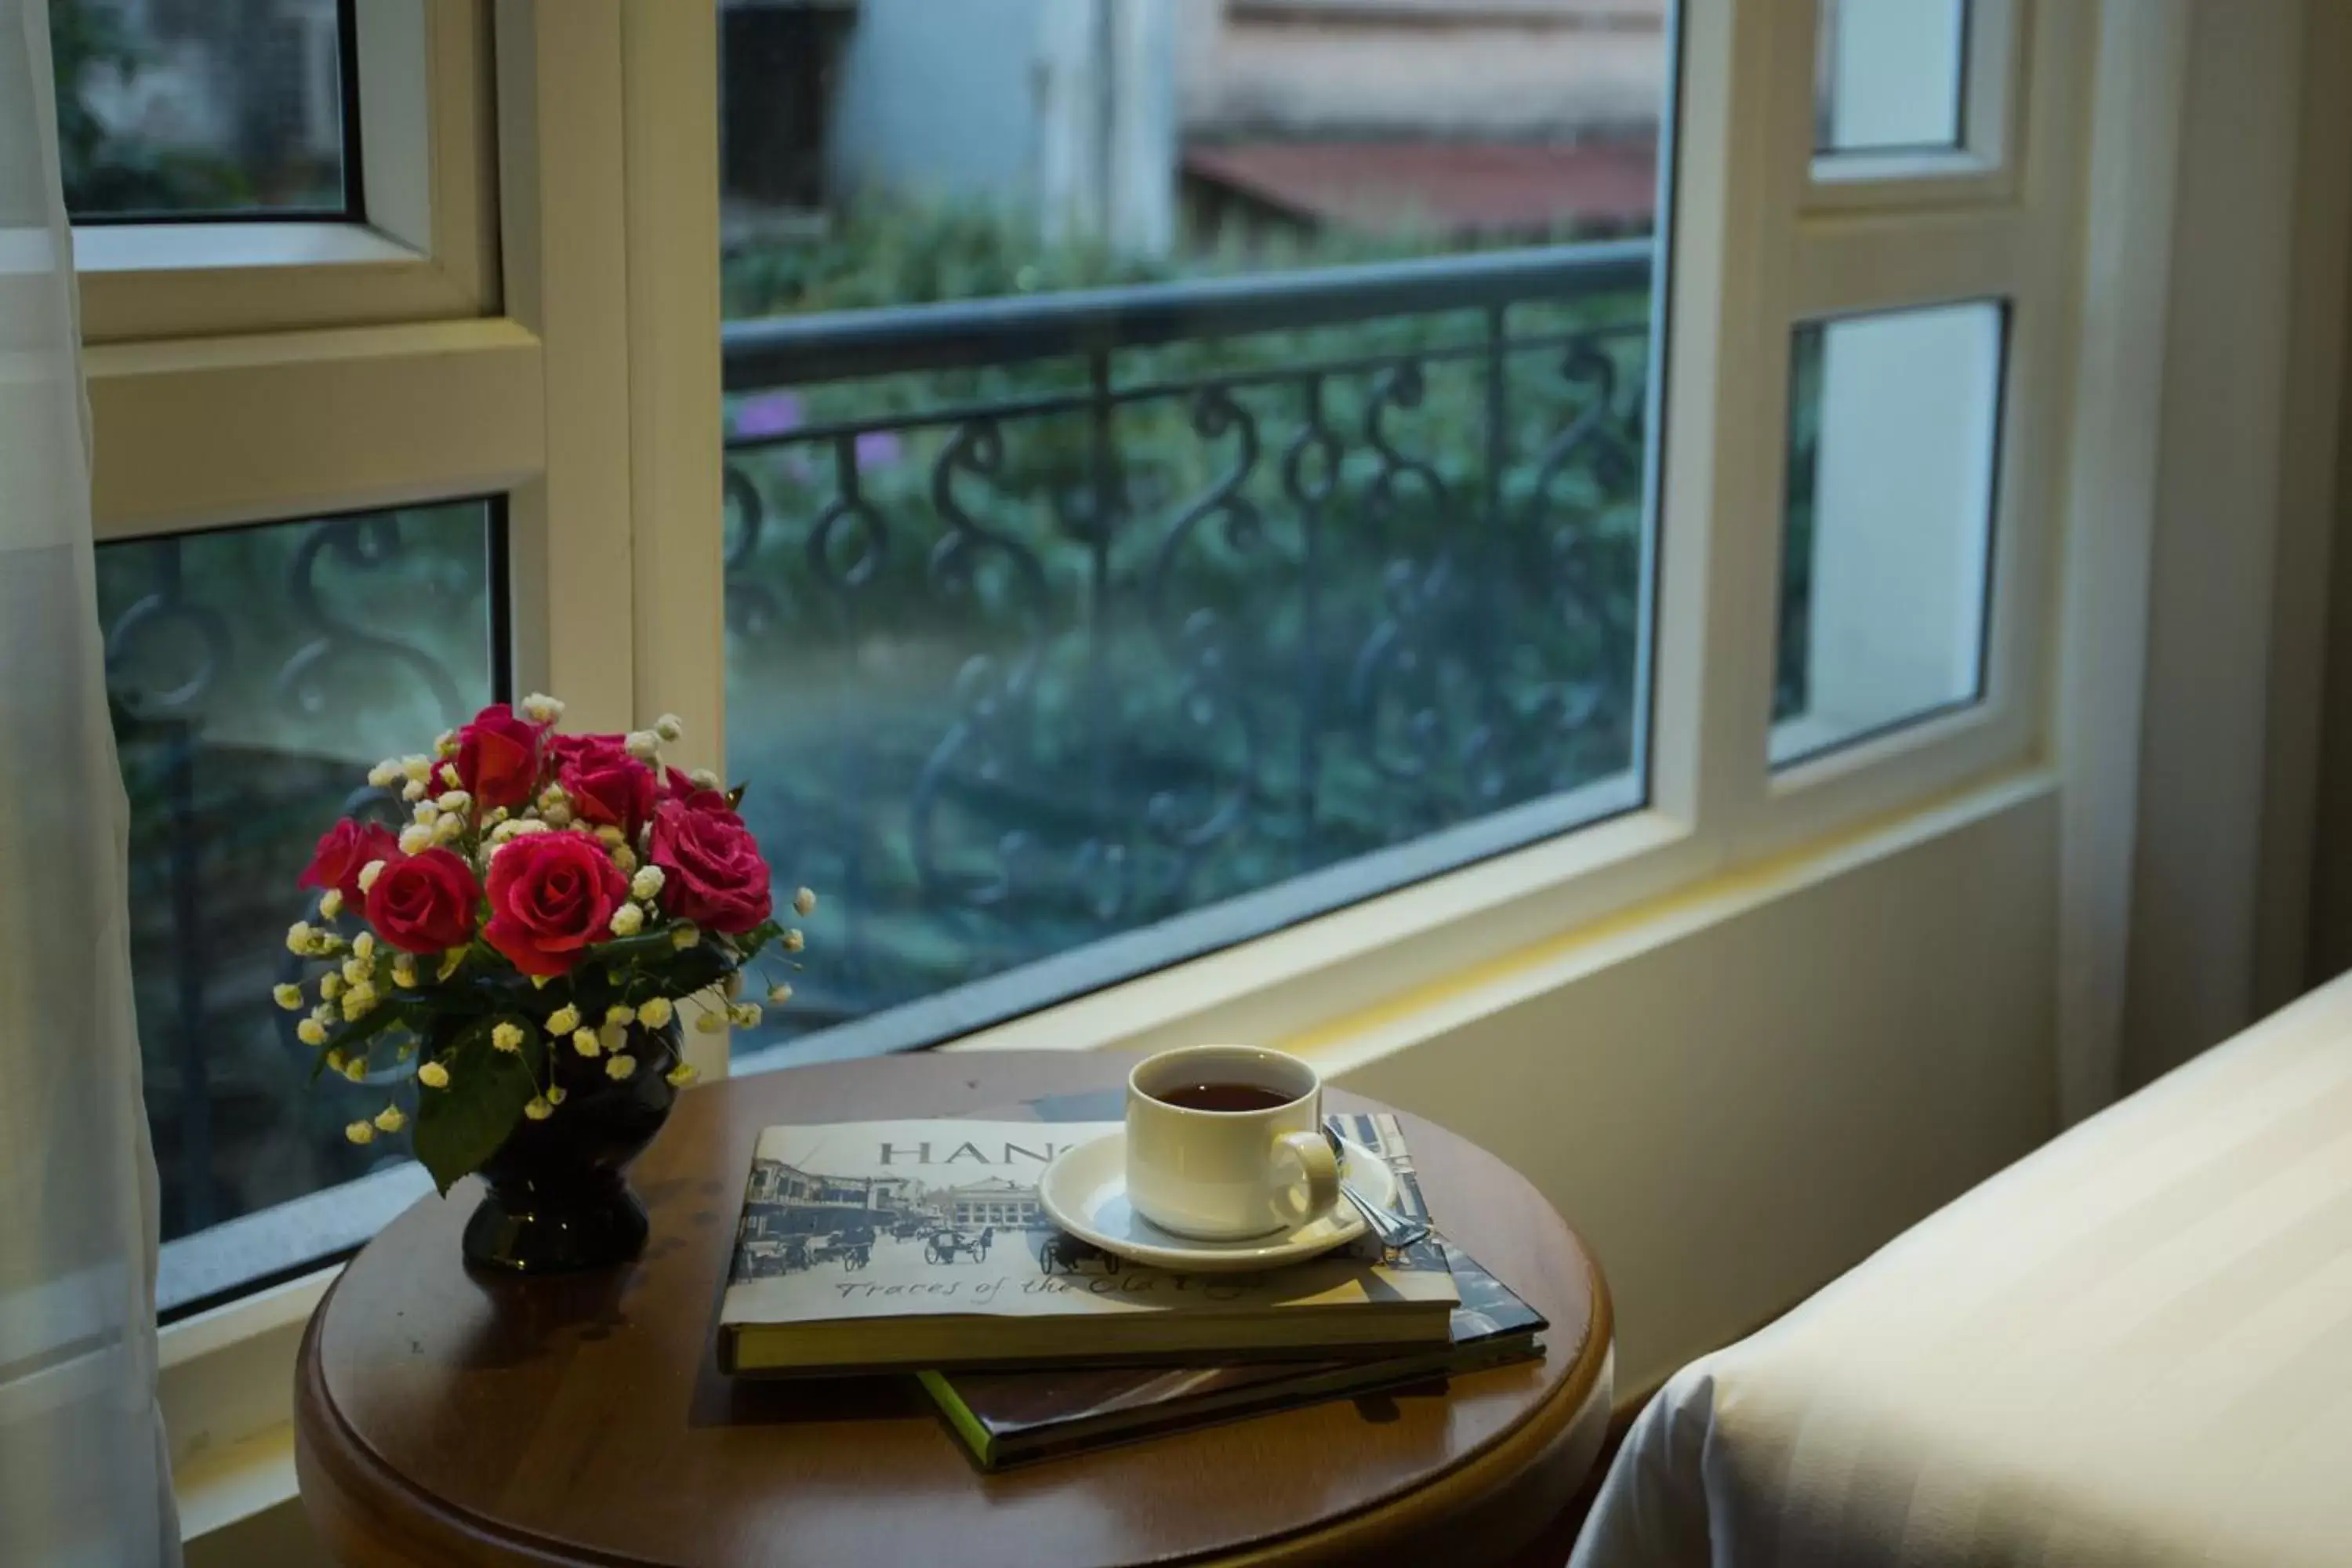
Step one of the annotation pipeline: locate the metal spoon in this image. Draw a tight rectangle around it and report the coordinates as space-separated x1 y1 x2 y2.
1323 1123 1432 1250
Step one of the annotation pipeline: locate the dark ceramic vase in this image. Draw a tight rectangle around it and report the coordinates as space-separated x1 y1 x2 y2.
461 1019 683 1275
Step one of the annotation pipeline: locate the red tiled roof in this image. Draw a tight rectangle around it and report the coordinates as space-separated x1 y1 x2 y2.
1183 139 1657 237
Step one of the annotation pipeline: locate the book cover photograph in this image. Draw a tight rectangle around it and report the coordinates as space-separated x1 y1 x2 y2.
717 1114 1457 1374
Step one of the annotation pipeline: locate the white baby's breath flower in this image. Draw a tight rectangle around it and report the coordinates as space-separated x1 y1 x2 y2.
654 713 684 742
608 903 644 938
434 729 457 757
273 982 303 1011
671 924 699 950
523 1097 554 1122
339 956 368 985
546 1085 568 1106
373 1105 406 1134
438 761 461 788
433 815 464 844
594 825 626 848
436 789 472 815
401 755 433 784
782 928 805 953
491 1022 524 1054
729 1003 764 1029
545 1004 580 1036
417 1060 450 1089
320 973 344 1001
793 887 818 917
572 1029 601 1058
624 731 661 761
605 1054 638 1081
412 800 441 827
345 1120 375 1145
605 1004 636 1027
610 844 637 874
397 823 434 855
637 996 673 1029
542 803 574 829
695 1009 726 1034
522 692 564 724
484 806 510 827
341 988 376 1024
357 858 387 895
390 955 419 989
630 866 666 902
342 1057 368 1083
318 887 343 919
536 784 568 810
767 982 793 1007
367 760 401 789
296 1018 328 1047
688 768 722 792
402 779 428 803
352 932 376 961
665 1062 698 1088
310 1003 336 1026
286 921 316 955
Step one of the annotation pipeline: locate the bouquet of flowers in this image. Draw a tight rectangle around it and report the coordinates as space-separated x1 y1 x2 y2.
277 694 808 1199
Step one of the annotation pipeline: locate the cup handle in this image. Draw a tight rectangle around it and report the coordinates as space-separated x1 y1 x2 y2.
1272 1130 1342 1225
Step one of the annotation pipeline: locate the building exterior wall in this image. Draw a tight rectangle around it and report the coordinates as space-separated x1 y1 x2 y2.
1178 0 1668 142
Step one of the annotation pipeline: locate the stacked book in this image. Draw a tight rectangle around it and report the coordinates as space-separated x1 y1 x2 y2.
718 1112 1547 1469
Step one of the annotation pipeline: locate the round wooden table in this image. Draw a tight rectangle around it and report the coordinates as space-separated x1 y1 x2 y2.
295 1053 1613 1566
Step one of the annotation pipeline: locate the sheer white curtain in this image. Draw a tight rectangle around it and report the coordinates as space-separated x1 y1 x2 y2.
0 1 180 1562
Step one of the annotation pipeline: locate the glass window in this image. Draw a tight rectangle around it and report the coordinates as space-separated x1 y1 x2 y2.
1773 301 2005 765
49 0 354 221
1813 0 1969 156
718 0 1675 1060
99 500 500 1310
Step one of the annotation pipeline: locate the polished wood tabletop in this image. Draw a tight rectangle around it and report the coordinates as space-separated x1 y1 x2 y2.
294 1052 1613 1566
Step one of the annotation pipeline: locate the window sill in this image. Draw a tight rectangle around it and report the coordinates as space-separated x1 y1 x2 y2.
154 766 2058 1549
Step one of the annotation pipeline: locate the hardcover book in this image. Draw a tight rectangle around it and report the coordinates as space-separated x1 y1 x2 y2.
921 1114 1546 1465
717 1114 1459 1376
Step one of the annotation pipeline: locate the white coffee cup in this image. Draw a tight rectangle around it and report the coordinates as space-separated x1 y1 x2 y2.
1125 1044 1341 1240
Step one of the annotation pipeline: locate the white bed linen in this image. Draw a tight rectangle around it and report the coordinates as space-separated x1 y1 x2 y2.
1572 975 2352 1568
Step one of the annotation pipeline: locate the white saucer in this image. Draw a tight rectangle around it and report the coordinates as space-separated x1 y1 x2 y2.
1036 1128 1399 1274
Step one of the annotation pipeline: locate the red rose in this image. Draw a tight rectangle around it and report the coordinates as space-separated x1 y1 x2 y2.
560 739 656 837
298 818 400 903
365 848 481 953
661 765 735 816
546 731 624 768
484 831 630 976
648 800 771 934
455 703 546 810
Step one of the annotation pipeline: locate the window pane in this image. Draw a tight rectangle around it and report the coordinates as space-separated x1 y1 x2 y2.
49 0 352 221
1773 302 2004 765
99 502 499 1308
1814 0 1969 155
718 2 1673 1060
720 0 1665 319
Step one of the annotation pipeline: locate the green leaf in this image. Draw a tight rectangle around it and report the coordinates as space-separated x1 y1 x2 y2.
412 1031 538 1196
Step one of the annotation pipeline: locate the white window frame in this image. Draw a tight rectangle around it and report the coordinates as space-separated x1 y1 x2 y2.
86 1 650 1537
110 0 2278 1552
1807 0 2023 206
74 0 497 344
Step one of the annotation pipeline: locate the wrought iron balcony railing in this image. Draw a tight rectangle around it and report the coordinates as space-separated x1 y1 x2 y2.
720 239 1660 1060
